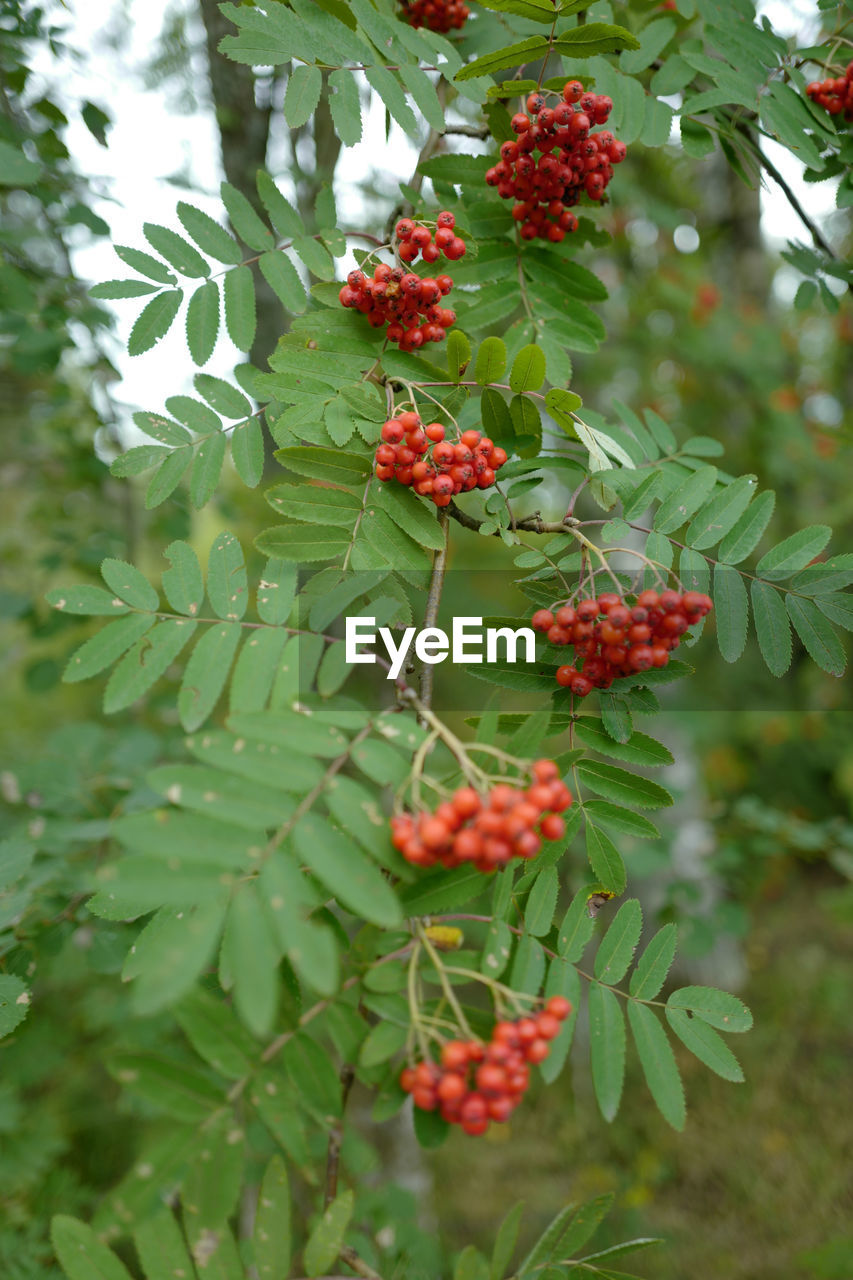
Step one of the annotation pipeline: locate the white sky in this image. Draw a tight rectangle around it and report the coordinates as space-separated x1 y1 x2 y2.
35 0 840 430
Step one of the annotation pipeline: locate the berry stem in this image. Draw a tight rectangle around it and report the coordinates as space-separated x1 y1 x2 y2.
417 924 476 1039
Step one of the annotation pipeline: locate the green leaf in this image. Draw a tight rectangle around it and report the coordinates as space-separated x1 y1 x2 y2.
103 618 197 713
266 483 361 528
186 279 220 365
476 0 560 19
584 801 660 840
133 409 192 446
524 866 559 937
177 201 243 265
228 628 286 710
110 445 170 477
284 62 323 128
545 387 583 430
163 541 205 617
126 901 228 1015
128 290 183 356
818 592 853 631
0 975 30 1038
455 36 551 81
584 822 626 895
133 1209 197 1280
175 987 256 1079
91 279 161 299
509 343 546 393
195 374 252 419
630 923 677 1000
359 1021 407 1068
717 490 776 564
146 449 192 508
166 394 221 433
46 585 130 617
51 1216 133 1280
554 22 640 57
573 721 673 767
713 563 749 663
222 180 275 252
577 760 673 810
274 445 371 486
516 1204 577 1278
224 264 258 350
446 329 472 380
115 242 176 284
256 524 351 562
207 532 248 621
222 884 280 1036
551 1193 614 1260
190 432 227 508
594 899 642 983
685 475 757 550
101 558 159 611
178 623 241 730
260 858 339 997
665 1007 745 1083
363 64 418 138
398 63 445 132
256 559 297 626
257 170 304 239
557 887 596 962
491 1203 524 1280
254 1156 292 1280
303 1189 354 1278
475 336 508 386
372 483 446 551
231 418 265 489
786 595 846 675
419 154 494 185
654 466 718 534
756 525 832 580
328 69 362 145
627 1002 686 1131
588 984 626 1122
144 222 209 277
260 250 308 312
64 614 156 683
293 815 403 927
751 579 792 676
667 985 752 1033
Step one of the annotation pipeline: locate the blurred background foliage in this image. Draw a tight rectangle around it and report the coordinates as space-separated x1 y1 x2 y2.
1 0 851 1277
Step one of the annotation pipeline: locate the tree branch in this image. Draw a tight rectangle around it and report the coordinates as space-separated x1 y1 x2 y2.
324 1064 355 1209
419 508 450 711
447 501 572 537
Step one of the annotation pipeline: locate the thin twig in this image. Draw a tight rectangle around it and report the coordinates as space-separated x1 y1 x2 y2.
324 1064 355 1208
419 508 450 712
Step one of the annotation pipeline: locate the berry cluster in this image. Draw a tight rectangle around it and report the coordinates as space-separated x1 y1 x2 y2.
400 0 469 33
375 418 508 506
394 212 466 265
400 998 573 1136
806 63 853 120
532 589 714 697
485 81 626 242
339 266 456 351
390 759 573 871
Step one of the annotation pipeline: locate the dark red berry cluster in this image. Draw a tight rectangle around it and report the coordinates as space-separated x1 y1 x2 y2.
400 998 573 1136
395 212 467 264
485 81 626 242
400 0 469 33
339 266 456 351
375 418 508 507
806 63 853 120
390 760 573 871
532 589 713 697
